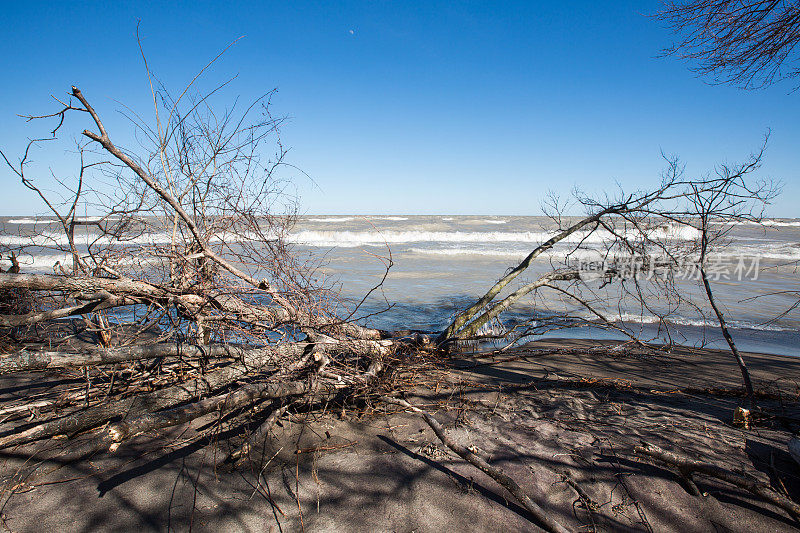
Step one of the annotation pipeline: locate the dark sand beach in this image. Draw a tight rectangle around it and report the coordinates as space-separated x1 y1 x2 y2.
2 340 799 532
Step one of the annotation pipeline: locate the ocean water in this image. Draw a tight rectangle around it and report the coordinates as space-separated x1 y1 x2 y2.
2 215 799 356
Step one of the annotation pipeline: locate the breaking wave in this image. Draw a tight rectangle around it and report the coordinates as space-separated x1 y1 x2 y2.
307 216 409 222
411 246 799 261
288 225 701 248
0 253 160 273
406 247 526 257
0 231 177 247
742 219 800 228
762 220 800 227
6 218 45 224
609 312 796 332
2 223 796 261
308 217 356 222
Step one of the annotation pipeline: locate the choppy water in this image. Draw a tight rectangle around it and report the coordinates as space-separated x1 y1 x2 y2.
2 215 799 355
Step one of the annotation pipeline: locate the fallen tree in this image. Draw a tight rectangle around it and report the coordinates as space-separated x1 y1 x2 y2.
0 65 776 448
0 63 399 454
0 55 790 530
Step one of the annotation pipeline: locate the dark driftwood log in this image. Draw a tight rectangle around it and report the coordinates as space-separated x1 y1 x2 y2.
225 404 292 467
635 441 800 518
451 270 580 341
0 295 137 327
0 343 231 374
384 397 571 533
0 343 282 374
0 338 390 449
0 339 393 374
94 380 311 452
0 272 284 326
0 272 381 339
0 272 170 297
0 363 249 448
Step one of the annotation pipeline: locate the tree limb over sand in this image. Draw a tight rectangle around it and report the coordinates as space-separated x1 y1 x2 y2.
383 396 571 533
635 441 800 519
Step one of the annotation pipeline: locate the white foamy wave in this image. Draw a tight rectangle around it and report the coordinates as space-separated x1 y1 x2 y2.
307 216 409 223
442 217 454 221
408 245 663 261
289 229 643 247
762 220 800 227
741 219 800 228
407 247 527 257
6 218 47 224
610 313 796 332
407 247 637 261
645 224 702 241
4 216 115 226
288 223 706 249
0 229 279 247
482 219 508 224
750 250 800 260
707 243 800 261
289 230 550 247
0 231 175 247
405 245 791 263
0 253 162 273
0 232 70 246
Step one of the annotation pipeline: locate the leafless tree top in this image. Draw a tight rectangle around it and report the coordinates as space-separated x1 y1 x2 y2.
657 0 800 88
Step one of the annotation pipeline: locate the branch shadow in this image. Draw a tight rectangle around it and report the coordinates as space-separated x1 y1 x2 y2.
376 435 536 523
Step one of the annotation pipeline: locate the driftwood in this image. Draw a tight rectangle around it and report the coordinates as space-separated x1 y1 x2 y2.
223 403 292 467
0 272 287 332
437 212 613 344
94 379 311 453
0 338 392 375
0 336 394 449
0 363 248 448
0 74 791 532
635 441 800 518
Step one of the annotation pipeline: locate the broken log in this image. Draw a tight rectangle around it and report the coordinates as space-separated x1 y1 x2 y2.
635 441 800 518
0 338 393 374
95 379 311 452
0 363 249 448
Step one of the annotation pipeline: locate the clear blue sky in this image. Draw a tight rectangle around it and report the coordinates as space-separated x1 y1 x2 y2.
1 1 797 216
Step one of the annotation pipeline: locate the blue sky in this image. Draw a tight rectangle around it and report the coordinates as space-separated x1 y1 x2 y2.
1 1 797 216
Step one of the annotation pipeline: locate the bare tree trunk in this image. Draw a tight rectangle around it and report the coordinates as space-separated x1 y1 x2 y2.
438 213 608 345
699 266 755 403
449 270 579 341
696 210 755 404
0 338 392 374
